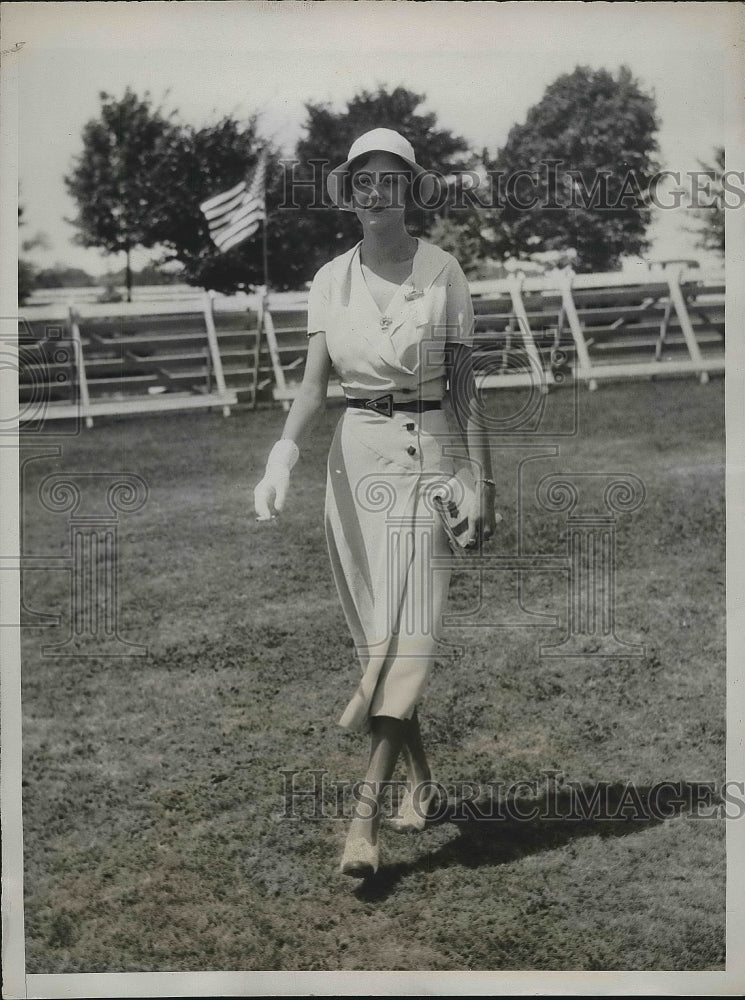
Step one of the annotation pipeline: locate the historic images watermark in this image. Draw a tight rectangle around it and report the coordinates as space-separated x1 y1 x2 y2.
279 769 741 823
36 472 149 656
9 461 150 656
5 319 82 435
277 159 745 213
5 320 149 655
342 330 646 666
348 465 646 662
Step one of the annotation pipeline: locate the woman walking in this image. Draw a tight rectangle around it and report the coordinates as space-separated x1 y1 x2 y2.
254 128 496 878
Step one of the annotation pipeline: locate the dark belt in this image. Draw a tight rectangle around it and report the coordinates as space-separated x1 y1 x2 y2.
346 394 442 418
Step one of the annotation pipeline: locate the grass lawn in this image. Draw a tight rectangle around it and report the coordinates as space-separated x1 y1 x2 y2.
19 376 725 972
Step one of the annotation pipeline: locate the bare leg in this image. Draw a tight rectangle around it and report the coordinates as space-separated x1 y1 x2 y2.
401 708 431 788
348 715 406 845
387 708 441 831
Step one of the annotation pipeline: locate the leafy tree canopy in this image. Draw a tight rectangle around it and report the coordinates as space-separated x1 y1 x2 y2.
65 88 179 299
34 266 98 289
426 217 489 279
491 65 660 272
687 146 724 255
18 203 51 305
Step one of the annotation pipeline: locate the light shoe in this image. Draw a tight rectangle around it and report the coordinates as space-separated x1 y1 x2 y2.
340 836 379 878
389 781 440 833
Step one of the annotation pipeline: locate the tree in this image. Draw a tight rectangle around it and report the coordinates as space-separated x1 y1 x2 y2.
288 85 474 279
133 262 184 285
688 146 724 255
145 115 300 292
18 260 35 307
66 98 313 294
426 217 488 279
65 88 178 301
18 204 50 305
34 265 98 289
18 205 35 305
490 66 660 272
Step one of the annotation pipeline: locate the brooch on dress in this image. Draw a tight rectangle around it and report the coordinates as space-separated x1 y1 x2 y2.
380 316 392 330
404 288 423 301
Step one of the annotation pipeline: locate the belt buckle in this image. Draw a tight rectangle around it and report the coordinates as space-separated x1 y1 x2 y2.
364 394 394 418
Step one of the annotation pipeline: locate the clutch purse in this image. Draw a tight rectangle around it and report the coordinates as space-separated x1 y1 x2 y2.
433 467 502 557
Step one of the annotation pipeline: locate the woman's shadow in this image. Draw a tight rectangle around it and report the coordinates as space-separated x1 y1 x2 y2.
354 780 718 901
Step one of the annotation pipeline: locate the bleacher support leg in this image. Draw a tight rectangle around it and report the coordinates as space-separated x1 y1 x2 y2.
667 265 708 383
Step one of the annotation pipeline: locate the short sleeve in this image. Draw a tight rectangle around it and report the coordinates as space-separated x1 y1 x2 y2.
445 259 475 347
306 264 331 338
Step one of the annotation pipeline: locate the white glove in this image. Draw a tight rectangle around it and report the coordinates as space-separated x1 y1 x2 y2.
254 438 300 520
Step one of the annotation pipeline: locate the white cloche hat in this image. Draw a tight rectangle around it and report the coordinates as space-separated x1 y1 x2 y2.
326 127 438 211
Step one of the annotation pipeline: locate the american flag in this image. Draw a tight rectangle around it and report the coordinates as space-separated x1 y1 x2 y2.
199 153 266 253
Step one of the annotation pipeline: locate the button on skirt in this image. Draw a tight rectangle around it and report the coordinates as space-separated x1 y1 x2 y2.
325 407 456 732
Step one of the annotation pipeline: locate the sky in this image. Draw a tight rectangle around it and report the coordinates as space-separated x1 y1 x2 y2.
4 1 741 277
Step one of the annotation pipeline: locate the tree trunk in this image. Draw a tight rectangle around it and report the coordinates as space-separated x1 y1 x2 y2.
125 246 132 302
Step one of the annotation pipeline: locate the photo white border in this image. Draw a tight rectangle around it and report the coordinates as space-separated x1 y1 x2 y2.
724 4 745 992
2 3 744 996
0 21 26 999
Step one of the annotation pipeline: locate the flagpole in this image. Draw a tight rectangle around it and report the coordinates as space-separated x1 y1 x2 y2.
259 146 269 293
262 206 269 292
200 153 269 405
258 154 270 411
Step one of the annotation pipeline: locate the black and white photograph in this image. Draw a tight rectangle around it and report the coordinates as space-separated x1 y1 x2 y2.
1 2 744 996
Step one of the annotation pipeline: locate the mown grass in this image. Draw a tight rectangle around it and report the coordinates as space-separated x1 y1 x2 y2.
20 376 725 971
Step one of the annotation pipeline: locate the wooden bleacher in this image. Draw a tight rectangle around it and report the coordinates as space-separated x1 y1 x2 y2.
208 292 267 409
262 295 344 409
18 266 724 429
261 266 723 404
18 297 243 428
471 279 568 391
469 265 724 391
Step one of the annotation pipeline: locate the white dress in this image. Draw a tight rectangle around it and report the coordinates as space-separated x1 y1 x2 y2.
306 239 475 732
